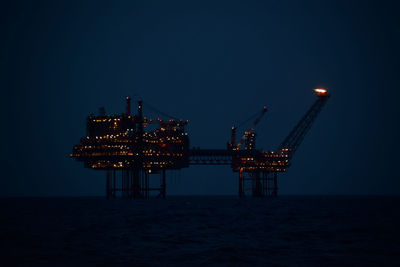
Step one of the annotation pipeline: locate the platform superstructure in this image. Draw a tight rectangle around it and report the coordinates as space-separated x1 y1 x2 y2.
71 89 330 198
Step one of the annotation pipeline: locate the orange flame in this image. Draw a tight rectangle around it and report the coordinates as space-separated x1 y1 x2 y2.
314 88 327 94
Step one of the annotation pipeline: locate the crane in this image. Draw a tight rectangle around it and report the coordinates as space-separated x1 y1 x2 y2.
228 106 268 150
278 88 330 155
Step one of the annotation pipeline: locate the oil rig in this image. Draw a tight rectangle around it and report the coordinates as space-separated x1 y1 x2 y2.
71 89 330 198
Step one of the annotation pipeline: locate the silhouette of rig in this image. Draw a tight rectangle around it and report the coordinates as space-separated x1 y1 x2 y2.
71 89 330 199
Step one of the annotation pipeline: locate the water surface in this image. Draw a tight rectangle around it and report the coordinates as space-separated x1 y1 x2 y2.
1 196 399 266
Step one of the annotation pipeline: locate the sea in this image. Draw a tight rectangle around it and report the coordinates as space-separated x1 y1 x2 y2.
1 196 399 266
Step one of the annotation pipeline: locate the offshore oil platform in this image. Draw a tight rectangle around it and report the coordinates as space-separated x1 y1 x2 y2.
70 89 330 199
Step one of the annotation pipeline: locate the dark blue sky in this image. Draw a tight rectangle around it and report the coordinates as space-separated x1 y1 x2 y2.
1 0 399 196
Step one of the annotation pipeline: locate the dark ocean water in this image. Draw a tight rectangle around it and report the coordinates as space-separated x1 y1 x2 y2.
1 196 399 266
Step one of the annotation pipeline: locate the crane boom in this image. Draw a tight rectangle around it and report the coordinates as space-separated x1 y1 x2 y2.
236 106 267 149
279 89 330 155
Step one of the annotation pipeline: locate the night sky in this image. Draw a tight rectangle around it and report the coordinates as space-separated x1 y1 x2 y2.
1 0 399 196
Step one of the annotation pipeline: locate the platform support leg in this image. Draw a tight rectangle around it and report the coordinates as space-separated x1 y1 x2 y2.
238 168 244 197
272 172 278 196
132 168 139 199
106 169 111 200
253 171 262 197
145 171 149 199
